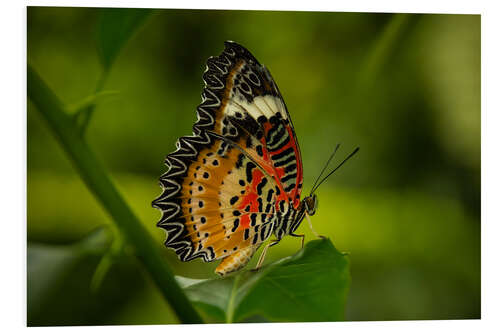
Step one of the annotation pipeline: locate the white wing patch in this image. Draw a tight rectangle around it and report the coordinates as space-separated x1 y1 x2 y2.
226 95 288 121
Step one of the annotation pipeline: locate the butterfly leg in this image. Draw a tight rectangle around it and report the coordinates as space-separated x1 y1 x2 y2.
290 232 305 248
253 239 279 271
305 213 326 239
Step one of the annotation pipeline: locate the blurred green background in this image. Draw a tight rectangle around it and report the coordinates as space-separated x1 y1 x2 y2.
27 7 480 325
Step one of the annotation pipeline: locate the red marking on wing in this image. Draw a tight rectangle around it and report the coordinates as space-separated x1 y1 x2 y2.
240 214 250 229
258 134 288 198
285 125 303 208
262 123 303 209
237 168 265 229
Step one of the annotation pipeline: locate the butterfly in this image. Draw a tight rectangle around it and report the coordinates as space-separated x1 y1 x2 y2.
152 41 358 276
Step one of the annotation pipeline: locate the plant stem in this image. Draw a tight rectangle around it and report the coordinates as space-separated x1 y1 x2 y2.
77 68 109 132
27 64 204 324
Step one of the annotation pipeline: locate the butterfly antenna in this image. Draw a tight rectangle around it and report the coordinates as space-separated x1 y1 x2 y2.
309 143 341 195
311 147 360 195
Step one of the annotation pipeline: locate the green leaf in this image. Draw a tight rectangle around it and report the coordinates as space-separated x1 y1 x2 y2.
27 227 167 326
177 238 350 323
80 8 152 133
27 227 113 325
89 232 125 293
97 8 153 70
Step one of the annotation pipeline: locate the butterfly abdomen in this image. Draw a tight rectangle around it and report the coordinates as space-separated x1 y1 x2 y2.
215 245 260 276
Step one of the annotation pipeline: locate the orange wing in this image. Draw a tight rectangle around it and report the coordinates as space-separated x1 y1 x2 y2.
153 133 286 262
153 41 302 264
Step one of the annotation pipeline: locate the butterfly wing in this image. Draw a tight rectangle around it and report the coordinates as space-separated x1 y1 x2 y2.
153 132 281 262
195 41 304 208
153 41 302 263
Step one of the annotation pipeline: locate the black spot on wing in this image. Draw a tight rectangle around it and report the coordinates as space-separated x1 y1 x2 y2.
266 189 274 202
284 164 297 173
236 153 245 168
281 172 297 183
274 154 296 167
271 147 295 161
284 183 296 192
246 161 256 182
250 213 257 226
232 219 240 232
256 177 268 195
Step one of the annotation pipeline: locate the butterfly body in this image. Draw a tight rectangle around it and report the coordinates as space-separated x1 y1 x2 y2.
153 41 317 276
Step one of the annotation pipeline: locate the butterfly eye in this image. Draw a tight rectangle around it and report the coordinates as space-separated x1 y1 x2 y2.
305 195 317 216
313 195 318 213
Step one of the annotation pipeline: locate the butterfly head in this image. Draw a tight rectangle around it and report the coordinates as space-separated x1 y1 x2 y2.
303 194 318 216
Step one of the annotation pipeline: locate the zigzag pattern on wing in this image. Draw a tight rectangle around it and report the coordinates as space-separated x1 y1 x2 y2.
153 131 282 262
152 41 303 262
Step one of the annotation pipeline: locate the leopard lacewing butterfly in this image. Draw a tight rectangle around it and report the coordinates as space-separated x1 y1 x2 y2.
152 41 358 276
